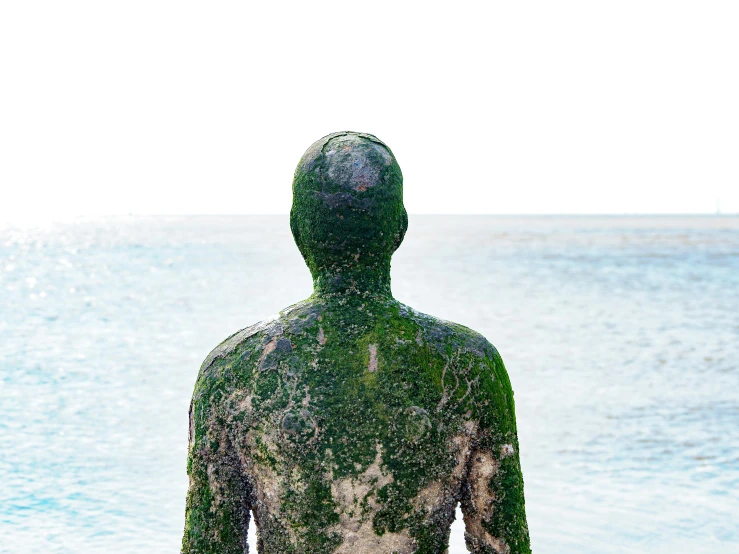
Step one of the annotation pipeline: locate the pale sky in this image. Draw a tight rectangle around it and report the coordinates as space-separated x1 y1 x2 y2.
1 1 737 220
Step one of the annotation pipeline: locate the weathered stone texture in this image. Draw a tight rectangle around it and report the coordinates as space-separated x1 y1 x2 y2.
182 132 531 553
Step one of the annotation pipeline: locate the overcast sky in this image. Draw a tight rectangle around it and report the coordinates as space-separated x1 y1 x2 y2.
1 1 737 219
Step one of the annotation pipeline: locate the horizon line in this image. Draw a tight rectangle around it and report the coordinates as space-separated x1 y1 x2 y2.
3 212 738 229
2 211 738 223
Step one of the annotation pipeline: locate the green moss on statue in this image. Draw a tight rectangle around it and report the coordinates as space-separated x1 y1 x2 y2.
182 132 531 554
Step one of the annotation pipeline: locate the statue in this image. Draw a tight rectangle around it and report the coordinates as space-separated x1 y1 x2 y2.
182 132 531 553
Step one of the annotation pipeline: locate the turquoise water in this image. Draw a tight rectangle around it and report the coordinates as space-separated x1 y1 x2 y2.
1 215 737 553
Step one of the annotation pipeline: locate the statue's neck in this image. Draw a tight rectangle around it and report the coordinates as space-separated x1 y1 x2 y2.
311 259 392 298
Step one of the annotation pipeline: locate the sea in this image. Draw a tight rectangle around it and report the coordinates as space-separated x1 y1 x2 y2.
1 215 737 553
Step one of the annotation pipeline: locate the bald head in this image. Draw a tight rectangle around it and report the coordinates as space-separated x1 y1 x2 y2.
290 132 407 294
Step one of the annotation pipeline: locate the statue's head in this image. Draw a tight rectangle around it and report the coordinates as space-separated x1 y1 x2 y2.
291 132 407 294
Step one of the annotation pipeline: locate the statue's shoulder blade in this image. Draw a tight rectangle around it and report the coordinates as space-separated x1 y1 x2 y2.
196 297 326 383
395 302 517 430
396 301 499 360
197 316 283 379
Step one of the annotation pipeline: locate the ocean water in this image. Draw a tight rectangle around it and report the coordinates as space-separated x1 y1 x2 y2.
1 215 737 554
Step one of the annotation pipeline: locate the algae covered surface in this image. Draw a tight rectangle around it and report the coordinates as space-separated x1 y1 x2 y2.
182 132 530 553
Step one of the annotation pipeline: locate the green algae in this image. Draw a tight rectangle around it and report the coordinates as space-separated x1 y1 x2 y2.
182 132 530 554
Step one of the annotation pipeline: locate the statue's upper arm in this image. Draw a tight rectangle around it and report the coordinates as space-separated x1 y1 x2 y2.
182 359 253 553
459 346 531 554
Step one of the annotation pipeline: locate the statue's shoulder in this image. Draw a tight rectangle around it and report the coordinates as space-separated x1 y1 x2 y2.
196 297 326 382
394 301 500 361
396 302 516 434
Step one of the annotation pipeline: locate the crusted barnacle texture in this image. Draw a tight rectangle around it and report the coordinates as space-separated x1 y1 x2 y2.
182 132 530 554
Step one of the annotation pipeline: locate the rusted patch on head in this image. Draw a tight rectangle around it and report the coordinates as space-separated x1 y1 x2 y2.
322 134 394 191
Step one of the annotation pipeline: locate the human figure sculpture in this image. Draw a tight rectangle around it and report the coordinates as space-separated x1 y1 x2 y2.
182 132 530 554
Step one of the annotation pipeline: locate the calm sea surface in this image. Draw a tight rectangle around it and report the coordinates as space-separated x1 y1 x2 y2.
1 215 737 553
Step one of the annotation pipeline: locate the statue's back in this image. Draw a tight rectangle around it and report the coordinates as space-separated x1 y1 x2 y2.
182 132 530 554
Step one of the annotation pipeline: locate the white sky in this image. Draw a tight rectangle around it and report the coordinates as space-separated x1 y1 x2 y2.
1 1 737 219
